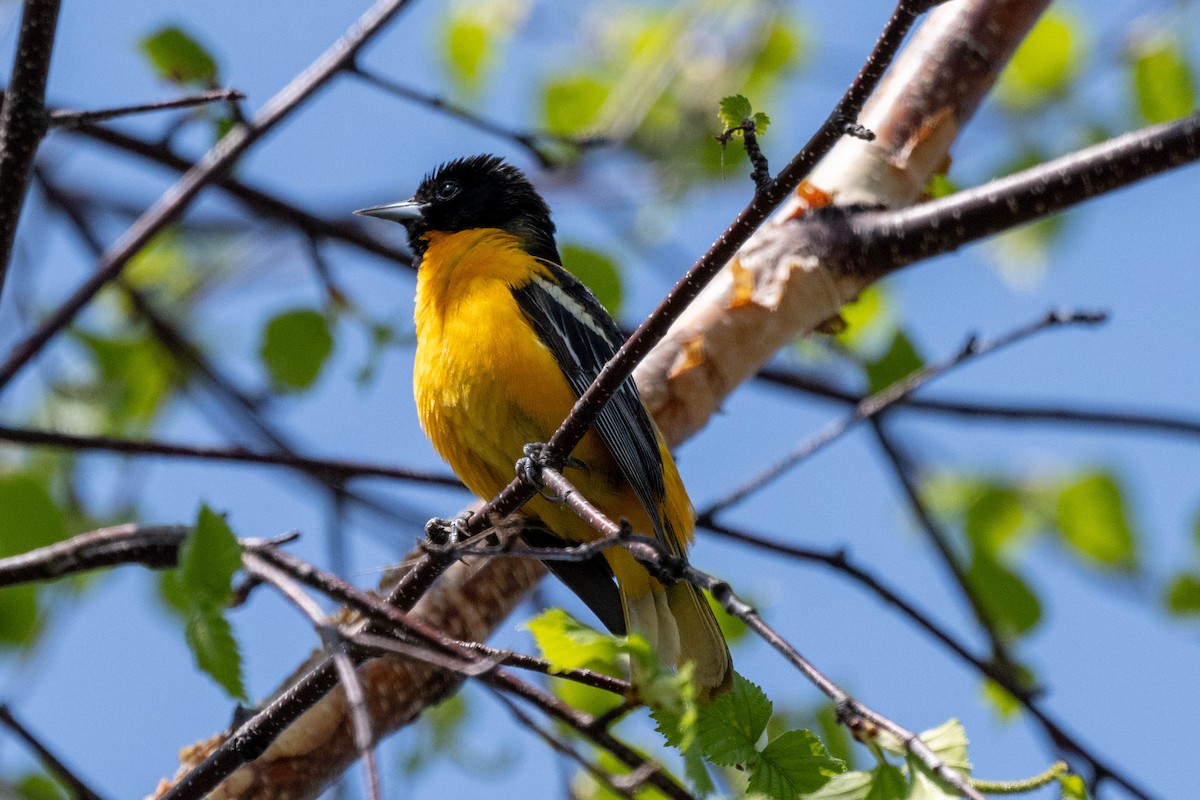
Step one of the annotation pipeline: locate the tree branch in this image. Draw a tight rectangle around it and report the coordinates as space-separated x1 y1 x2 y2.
700 309 1105 520
756 366 1200 438
48 89 244 129
784 112 1200 281
0 423 461 487
0 0 419 392
532 466 983 800
0 0 62 298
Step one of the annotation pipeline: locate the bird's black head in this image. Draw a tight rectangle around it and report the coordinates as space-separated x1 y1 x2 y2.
356 154 559 264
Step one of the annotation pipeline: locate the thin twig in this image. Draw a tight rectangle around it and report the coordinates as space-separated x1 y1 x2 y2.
57 122 414 266
533 466 983 800
700 309 1106 520
254 544 629 695
489 691 641 800
48 89 245 129
0 704 106 800
789 111 1200 282
0 423 461 487
0 0 62 297
0 0 421 392
409 0 946 579
346 61 606 168
756 366 1200 438
868 417 1016 673
241 554 382 800
698 521 1155 800
34 169 434 530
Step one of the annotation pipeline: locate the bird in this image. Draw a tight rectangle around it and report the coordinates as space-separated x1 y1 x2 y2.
356 154 732 695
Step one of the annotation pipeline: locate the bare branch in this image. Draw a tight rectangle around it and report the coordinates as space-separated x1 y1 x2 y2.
785 112 1200 281
0 423 461 487
700 309 1106 520
0 524 189 588
48 89 245 129
346 62 606 168
0 0 62 296
532 466 983 800
0 0 421 391
756 367 1200 438
698 519 1156 800
56 123 413 266
448 0 945 546
242 553 382 800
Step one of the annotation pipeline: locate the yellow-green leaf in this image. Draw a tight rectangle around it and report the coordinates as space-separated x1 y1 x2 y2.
561 244 624 317
1130 35 1197 124
443 14 491 93
1055 473 1138 570
719 95 753 129
997 10 1082 111
864 331 923 394
140 26 219 86
543 76 609 137
1165 572 1200 616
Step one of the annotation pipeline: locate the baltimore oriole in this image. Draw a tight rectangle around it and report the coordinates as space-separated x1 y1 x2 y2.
357 155 732 694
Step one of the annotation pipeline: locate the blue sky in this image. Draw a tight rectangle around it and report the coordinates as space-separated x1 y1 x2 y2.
2 1 1197 798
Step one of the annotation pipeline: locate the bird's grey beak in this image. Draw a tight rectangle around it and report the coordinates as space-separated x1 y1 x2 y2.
353 200 426 222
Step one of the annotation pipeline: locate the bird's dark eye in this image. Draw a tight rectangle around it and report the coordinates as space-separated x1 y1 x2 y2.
436 180 460 200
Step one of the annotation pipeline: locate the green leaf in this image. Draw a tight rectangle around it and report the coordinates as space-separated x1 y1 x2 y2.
0 474 66 648
1165 572 1200 616
924 173 957 199
15 772 69 800
906 758 958 800
259 308 334 392
185 608 246 699
752 112 771 136
964 484 1027 554
814 703 855 770
747 729 844 799
836 285 895 357
74 329 178 430
864 331 923 394
718 95 754 129
124 229 199 303
804 765 906 800
561 244 624 317
997 10 1082 110
0 474 67 556
1130 35 1197 124
140 26 219 85
914 719 971 773
525 608 623 673
443 14 491 93
543 76 609 137
692 673 772 766
178 505 242 609
1055 472 1138 570
0 585 40 647
966 547 1041 637
980 662 1033 720
744 18 806 99
706 589 748 645
1059 773 1089 799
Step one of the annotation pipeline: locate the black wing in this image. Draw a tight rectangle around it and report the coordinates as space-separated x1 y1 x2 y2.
512 264 667 541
